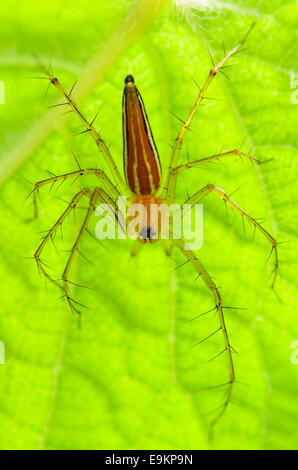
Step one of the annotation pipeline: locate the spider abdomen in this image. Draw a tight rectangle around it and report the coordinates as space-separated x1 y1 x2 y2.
122 75 162 195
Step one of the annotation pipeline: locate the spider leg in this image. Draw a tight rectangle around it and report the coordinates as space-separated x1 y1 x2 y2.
161 239 174 257
165 25 254 204
184 184 278 288
173 238 235 430
40 68 129 196
130 239 143 257
34 188 90 288
34 186 120 294
60 187 119 316
32 168 120 218
168 149 261 202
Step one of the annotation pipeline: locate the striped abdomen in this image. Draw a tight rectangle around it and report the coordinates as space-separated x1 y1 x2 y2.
122 75 161 195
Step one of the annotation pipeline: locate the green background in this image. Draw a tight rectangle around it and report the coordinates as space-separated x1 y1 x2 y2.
0 0 297 450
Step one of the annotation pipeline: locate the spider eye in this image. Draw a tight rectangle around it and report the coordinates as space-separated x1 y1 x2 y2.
139 226 157 241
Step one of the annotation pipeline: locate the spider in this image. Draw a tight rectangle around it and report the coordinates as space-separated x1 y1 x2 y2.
31 26 278 429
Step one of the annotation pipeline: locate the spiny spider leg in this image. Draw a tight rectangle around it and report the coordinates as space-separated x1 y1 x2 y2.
34 188 90 287
165 24 254 204
38 64 129 196
34 186 120 314
173 238 234 430
171 148 261 178
32 168 120 218
184 184 278 288
61 187 118 316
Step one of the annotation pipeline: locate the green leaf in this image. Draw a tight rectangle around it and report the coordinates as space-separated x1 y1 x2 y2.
0 0 297 450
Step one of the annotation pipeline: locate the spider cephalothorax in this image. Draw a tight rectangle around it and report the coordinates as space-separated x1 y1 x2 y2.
32 25 278 431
